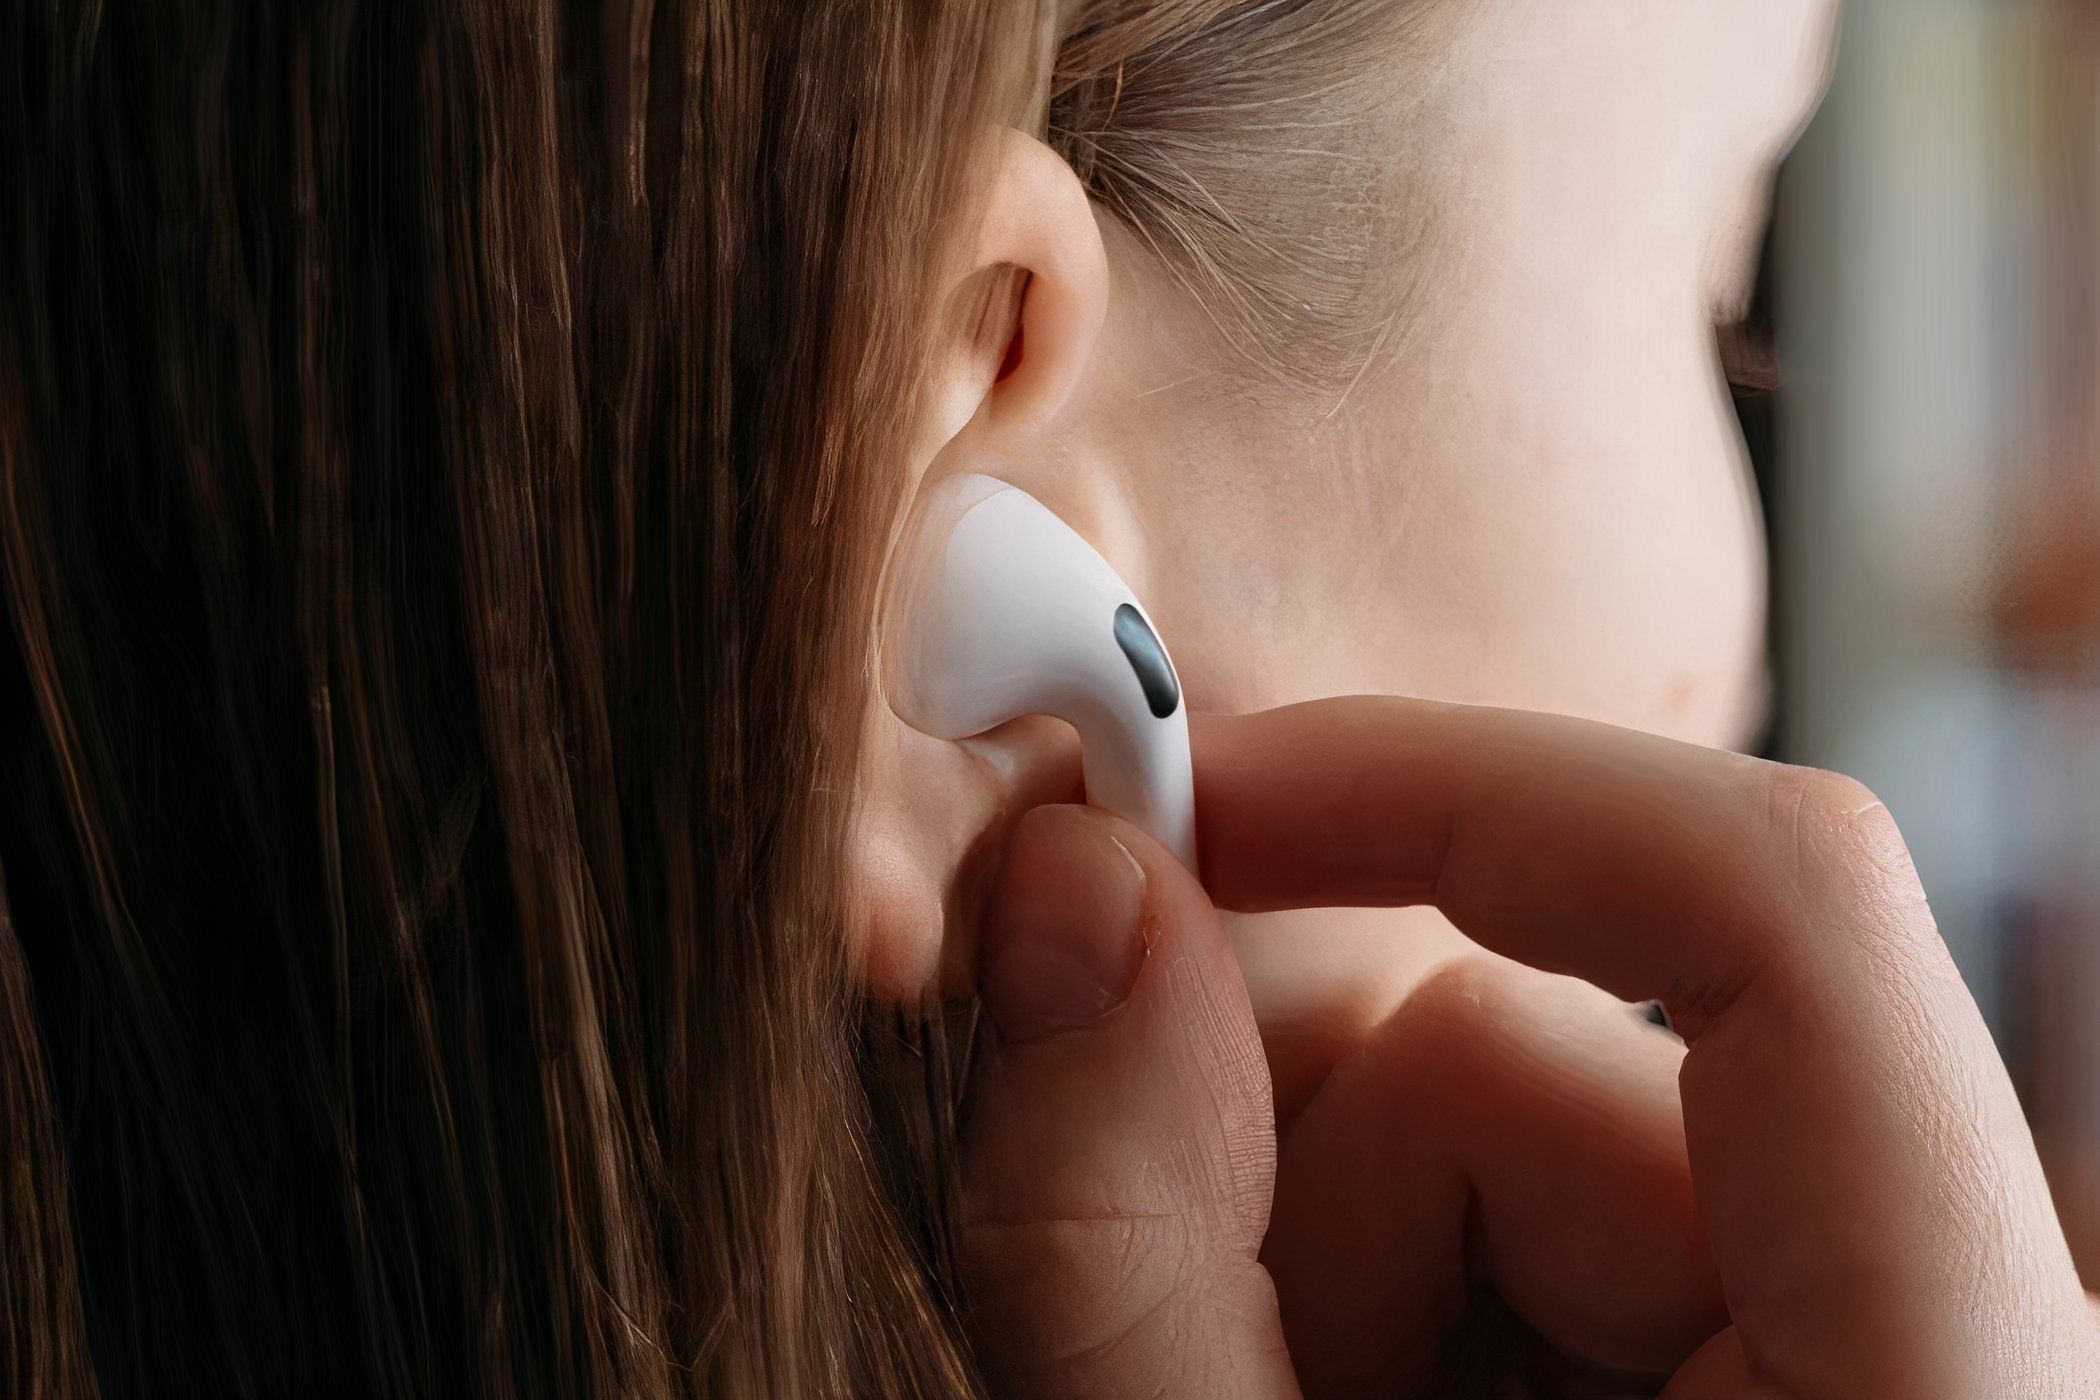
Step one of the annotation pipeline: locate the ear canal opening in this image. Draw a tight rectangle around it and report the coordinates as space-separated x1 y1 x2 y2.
996 321 1024 383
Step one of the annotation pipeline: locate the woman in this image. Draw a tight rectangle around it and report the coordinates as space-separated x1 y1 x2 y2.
2 3 2090 1398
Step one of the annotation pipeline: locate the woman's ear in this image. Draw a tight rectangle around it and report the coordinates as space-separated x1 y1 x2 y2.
919 127 1111 459
852 129 1110 1001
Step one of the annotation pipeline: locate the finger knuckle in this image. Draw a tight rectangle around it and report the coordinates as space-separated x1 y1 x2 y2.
1765 765 1915 900
1364 957 1514 1117
1405 957 1508 1057
1757 764 1943 992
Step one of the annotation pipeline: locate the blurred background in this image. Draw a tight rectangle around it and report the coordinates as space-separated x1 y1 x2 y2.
1762 0 2100 1277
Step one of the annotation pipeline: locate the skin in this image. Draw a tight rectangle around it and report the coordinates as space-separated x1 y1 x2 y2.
858 0 1837 1058
960 704 2100 1395
851 0 2099 1391
1113 0 1837 1103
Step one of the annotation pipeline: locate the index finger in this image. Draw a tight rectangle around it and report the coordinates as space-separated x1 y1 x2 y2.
1194 696 2088 1394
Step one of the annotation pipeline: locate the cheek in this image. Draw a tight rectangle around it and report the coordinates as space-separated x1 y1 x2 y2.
1534 407 1769 746
1380 391 1769 750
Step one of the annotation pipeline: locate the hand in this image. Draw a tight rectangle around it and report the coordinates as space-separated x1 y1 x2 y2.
957 696 2100 1397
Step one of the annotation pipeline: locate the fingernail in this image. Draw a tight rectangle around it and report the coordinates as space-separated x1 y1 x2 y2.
981 805 1149 1043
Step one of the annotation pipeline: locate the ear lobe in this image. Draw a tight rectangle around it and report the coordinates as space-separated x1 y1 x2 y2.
929 128 1109 445
850 713 1084 1001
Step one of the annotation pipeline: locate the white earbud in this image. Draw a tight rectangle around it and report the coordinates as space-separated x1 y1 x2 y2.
881 473 1196 869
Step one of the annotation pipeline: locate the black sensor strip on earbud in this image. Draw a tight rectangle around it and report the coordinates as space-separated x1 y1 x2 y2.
1112 604 1181 719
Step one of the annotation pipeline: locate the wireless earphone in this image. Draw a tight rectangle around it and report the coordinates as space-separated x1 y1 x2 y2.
881 473 1197 869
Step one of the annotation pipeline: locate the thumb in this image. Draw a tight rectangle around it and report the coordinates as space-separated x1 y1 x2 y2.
959 804 1298 1399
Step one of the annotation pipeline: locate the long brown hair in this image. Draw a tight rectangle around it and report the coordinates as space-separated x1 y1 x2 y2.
1 3 1040 1393
2 2 1423 1394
